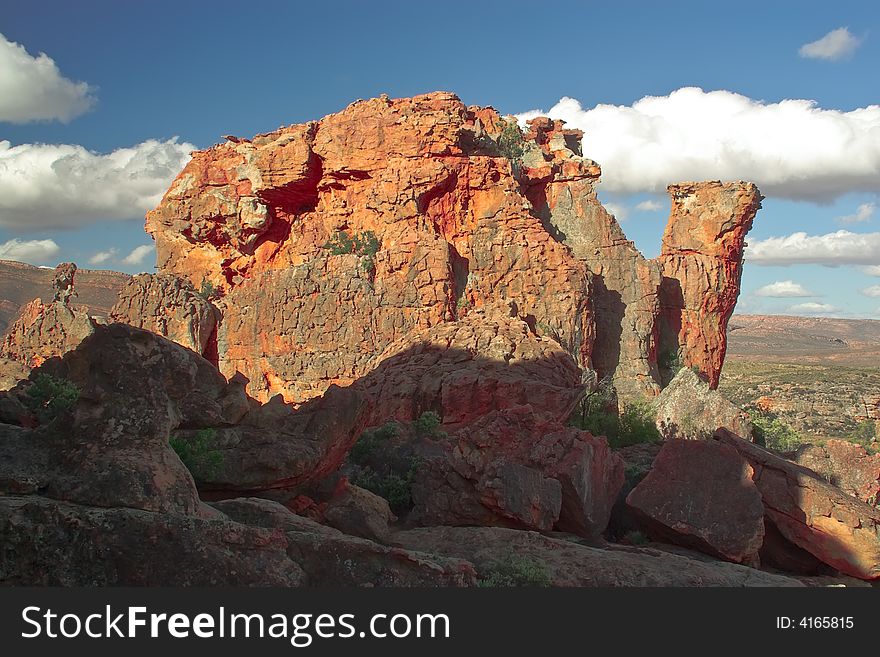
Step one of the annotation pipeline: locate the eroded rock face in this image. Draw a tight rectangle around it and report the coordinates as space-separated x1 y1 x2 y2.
136 92 758 404
411 405 624 538
626 439 765 564
656 182 762 389
357 309 585 428
716 429 880 580
0 298 97 371
111 274 219 358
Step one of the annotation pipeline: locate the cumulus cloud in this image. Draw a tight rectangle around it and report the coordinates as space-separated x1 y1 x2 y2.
121 244 154 267
88 248 118 265
799 27 862 61
603 202 628 221
861 285 880 298
0 138 195 230
860 265 880 276
635 200 662 212
0 238 60 264
517 88 880 201
746 230 880 265
788 302 838 314
837 202 875 224
754 280 815 297
0 33 96 123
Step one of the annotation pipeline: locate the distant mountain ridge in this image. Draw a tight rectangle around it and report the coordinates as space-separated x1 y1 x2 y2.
727 314 880 365
0 260 130 334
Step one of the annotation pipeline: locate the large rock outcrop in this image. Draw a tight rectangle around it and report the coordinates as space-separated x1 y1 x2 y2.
656 182 762 389
132 92 759 404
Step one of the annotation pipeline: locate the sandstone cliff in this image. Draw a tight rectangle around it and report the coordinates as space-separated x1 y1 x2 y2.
115 92 760 405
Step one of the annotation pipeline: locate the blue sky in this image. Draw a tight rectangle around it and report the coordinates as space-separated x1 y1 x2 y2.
1 0 879 317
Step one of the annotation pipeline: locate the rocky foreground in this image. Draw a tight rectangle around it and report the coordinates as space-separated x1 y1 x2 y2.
1 92 877 586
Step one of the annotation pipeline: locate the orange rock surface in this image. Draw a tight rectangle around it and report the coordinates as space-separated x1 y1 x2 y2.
137 92 760 404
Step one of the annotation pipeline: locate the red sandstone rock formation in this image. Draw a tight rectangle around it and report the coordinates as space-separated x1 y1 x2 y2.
793 439 880 506
0 298 97 371
133 92 759 405
656 182 763 388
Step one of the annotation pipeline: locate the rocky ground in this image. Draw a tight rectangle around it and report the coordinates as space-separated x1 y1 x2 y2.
1 92 878 587
721 315 880 443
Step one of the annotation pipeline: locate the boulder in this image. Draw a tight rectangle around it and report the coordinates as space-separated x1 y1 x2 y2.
411 405 624 538
652 367 754 440
716 428 880 580
323 479 397 543
626 439 765 564
792 439 880 505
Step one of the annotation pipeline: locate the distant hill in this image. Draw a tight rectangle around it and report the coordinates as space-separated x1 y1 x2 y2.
727 314 880 365
0 260 129 334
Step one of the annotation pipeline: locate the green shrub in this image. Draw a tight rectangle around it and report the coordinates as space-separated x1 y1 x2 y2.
323 230 380 257
658 348 682 373
569 384 661 449
414 410 442 436
751 414 804 453
496 120 524 163
848 420 877 447
477 555 551 587
198 277 217 300
170 428 224 480
22 373 79 424
623 530 649 546
353 467 415 513
349 422 400 465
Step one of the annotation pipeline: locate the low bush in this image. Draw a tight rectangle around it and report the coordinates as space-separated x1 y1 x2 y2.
477 555 551 587
569 382 661 448
170 428 224 480
751 414 804 453
496 120 524 163
349 422 400 465
22 373 79 424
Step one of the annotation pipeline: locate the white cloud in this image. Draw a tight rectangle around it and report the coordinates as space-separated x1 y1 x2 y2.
799 27 862 61
88 248 118 265
861 285 880 298
0 238 60 264
0 138 195 230
603 202 628 221
635 200 662 212
754 280 815 297
746 230 880 265
517 88 880 201
837 202 875 224
121 244 154 267
859 265 880 276
0 33 96 123
788 302 838 314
